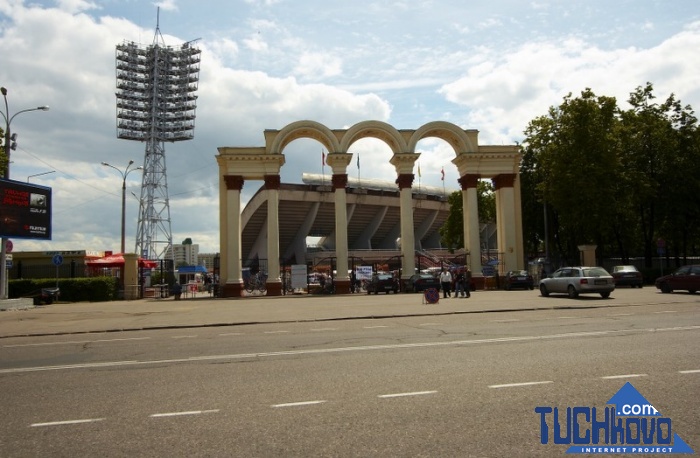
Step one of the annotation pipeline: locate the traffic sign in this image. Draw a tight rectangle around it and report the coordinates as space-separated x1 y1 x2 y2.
52 254 64 266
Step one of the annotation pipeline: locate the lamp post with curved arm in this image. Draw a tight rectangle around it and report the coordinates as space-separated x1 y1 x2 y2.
102 160 143 254
0 87 50 300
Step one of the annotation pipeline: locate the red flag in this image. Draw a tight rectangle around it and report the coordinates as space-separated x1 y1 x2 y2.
322 150 326 166
441 167 445 181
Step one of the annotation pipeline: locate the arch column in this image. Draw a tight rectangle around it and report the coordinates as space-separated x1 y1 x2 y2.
396 173 416 280
493 174 518 273
264 174 282 296
459 174 481 277
326 152 353 294
222 175 244 297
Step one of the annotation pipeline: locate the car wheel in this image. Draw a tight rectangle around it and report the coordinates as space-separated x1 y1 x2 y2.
660 282 673 294
689 290 697 294
539 284 549 297
567 285 579 299
600 292 611 298
529 285 534 290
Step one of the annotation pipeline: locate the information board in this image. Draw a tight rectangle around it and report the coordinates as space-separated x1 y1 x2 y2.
0 178 52 240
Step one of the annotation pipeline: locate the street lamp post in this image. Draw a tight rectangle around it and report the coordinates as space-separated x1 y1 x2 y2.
101 160 143 254
0 87 50 300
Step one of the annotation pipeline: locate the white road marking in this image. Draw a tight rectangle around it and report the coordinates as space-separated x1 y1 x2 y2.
679 369 700 374
492 319 520 323
556 316 577 319
264 330 290 334
310 328 338 332
3 325 698 374
609 313 633 317
378 391 437 398
4 337 151 348
31 418 105 427
271 400 326 408
363 325 389 329
654 311 678 314
219 332 244 336
419 323 441 326
171 335 197 339
601 374 648 379
150 410 219 417
489 381 553 389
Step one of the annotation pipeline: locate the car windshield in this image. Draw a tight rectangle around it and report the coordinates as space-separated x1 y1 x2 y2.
613 266 637 272
583 267 610 277
377 274 393 280
511 270 527 276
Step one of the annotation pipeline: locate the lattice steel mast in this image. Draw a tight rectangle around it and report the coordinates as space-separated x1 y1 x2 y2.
115 12 201 260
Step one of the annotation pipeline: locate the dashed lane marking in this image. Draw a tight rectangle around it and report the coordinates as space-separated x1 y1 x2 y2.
488 381 553 389
150 410 219 418
378 391 437 398
31 418 105 427
679 369 700 374
601 374 648 379
271 400 326 408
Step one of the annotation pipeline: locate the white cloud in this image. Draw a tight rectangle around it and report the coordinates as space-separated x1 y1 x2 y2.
294 52 343 80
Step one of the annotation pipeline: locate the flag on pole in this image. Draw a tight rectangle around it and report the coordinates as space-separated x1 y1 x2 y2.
417 163 421 178
357 153 360 169
322 150 326 166
440 167 445 181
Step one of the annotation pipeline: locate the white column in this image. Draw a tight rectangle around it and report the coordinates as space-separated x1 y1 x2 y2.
494 174 518 271
333 175 349 282
265 175 281 292
460 174 481 276
397 174 416 279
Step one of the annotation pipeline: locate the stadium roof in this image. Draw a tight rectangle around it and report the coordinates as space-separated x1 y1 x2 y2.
241 173 456 265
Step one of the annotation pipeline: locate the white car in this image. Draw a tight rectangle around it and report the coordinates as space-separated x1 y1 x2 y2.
539 266 615 299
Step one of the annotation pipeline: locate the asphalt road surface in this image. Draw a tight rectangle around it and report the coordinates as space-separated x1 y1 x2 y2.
1 296 698 457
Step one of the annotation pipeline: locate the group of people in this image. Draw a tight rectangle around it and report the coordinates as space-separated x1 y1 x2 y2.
439 268 472 298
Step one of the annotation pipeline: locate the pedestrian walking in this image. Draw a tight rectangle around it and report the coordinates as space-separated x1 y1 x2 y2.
465 268 472 298
454 270 466 297
440 268 453 298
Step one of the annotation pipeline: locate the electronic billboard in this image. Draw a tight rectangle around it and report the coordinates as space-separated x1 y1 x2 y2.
0 178 52 240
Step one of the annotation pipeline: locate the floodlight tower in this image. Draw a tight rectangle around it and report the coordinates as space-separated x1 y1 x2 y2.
115 15 200 261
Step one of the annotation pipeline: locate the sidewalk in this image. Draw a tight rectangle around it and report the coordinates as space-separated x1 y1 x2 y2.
0 289 640 338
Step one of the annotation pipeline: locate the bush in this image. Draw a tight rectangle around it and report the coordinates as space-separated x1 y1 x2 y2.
9 277 119 302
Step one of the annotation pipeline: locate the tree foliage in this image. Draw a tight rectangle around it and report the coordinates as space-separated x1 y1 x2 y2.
519 83 700 266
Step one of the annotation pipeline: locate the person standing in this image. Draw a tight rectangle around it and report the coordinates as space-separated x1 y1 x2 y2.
454 270 466 298
440 268 453 298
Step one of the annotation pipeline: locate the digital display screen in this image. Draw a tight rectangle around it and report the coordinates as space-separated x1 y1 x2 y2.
0 178 52 239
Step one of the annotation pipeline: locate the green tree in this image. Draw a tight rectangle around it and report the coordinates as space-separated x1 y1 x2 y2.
522 88 622 263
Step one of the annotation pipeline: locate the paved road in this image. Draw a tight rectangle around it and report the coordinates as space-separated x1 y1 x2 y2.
0 288 698 456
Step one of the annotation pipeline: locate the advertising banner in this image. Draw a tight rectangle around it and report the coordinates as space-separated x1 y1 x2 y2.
0 178 52 239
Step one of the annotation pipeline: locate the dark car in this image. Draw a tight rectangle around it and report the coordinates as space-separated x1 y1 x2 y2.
404 273 441 293
611 265 643 288
29 287 60 305
655 265 700 294
503 270 534 290
366 273 399 294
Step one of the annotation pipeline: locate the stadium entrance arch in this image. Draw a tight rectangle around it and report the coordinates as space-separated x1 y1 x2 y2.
217 120 522 297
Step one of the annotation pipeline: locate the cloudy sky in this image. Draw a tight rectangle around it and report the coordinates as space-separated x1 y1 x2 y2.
1 0 698 255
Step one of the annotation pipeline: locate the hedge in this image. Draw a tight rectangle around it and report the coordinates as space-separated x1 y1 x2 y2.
9 277 119 302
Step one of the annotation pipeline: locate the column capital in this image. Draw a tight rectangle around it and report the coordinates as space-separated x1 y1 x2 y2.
264 174 281 190
492 173 516 190
396 173 414 190
332 173 348 191
458 174 480 190
224 175 245 191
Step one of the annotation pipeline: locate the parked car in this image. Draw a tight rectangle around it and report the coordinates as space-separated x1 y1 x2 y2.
503 270 534 290
404 273 441 293
366 273 400 294
539 266 615 299
611 265 643 288
28 287 60 305
655 265 700 294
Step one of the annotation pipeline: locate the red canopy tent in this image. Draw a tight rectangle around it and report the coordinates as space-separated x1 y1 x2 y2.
86 253 158 269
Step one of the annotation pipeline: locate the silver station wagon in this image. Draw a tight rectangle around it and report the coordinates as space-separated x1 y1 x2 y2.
539 266 615 299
